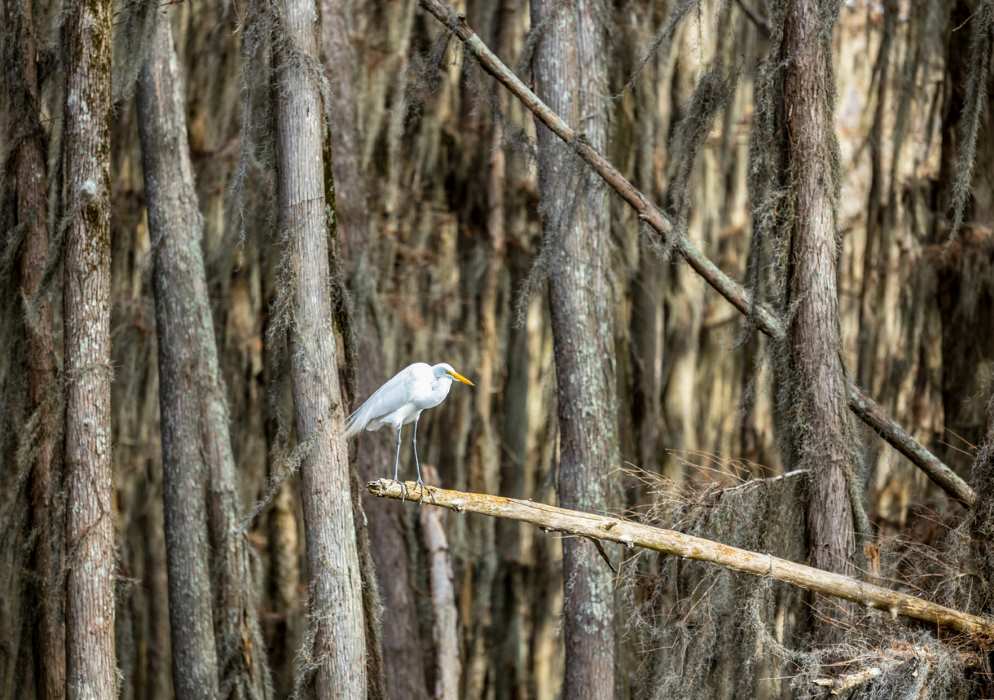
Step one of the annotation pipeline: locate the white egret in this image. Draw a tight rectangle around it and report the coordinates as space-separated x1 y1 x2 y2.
345 362 475 487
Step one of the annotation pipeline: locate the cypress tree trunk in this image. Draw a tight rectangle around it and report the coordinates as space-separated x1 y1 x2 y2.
779 0 862 597
138 12 273 698
319 4 421 696
531 1 620 697
274 0 367 695
137 18 220 698
5 0 66 695
61 0 117 696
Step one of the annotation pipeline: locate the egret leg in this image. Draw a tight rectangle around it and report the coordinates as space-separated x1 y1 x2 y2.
411 416 435 504
393 427 407 501
393 426 403 481
412 415 423 487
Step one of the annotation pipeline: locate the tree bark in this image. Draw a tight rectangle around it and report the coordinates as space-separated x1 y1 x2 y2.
530 2 619 697
138 12 273 698
274 0 367 695
61 0 117 696
137 17 220 698
4 0 66 695
318 4 419 697
779 0 862 589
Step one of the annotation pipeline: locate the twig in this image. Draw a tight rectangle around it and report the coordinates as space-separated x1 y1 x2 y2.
415 0 975 509
368 480 994 641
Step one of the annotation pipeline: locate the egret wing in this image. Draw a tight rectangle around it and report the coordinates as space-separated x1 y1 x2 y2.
344 364 421 437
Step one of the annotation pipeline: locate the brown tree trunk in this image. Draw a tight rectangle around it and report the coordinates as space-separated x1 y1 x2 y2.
273 0 367 695
4 0 66 695
779 0 862 602
934 0 994 474
465 12 506 692
61 0 117 696
531 1 619 697
493 243 534 700
138 12 273 698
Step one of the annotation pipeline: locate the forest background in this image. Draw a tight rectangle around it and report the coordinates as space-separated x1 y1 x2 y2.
3 0 994 698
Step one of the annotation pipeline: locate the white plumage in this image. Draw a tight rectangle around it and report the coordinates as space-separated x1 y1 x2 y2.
346 362 474 485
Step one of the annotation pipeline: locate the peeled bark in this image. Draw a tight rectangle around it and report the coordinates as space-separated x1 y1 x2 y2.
274 0 367 695
530 2 619 697
779 0 861 588
138 13 272 698
61 0 117 696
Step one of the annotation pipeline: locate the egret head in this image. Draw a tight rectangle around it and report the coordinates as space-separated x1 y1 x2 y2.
433 362 475 386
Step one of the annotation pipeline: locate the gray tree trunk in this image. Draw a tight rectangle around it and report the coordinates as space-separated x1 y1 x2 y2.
530 2 620 697
274 0 367 696
137 18 219 698
779 0 862 604
138 12 274 699
61 0 118 696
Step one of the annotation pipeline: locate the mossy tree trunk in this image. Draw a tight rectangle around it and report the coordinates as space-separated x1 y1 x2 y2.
137 11 273 698
319 3 425 696
778 0 863 612
4 0 66 695
273 0 368 695
137 17 220 698
530 1 621 697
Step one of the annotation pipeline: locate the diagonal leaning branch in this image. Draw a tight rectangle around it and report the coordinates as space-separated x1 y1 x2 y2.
368 479 994 640
417 0 975 508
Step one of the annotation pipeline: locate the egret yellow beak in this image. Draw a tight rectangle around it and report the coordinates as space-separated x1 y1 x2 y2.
447 370 475 386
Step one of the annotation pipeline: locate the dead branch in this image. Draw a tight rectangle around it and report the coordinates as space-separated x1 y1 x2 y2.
415 0 975 509
813 665 892 695
368 480 994 641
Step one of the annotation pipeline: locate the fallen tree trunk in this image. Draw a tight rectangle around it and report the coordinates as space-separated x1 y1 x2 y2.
367 480 994 641
415 0 975 510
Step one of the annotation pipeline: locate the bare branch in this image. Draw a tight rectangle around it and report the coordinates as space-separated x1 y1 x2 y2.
415 0 975 509
368 480 994 641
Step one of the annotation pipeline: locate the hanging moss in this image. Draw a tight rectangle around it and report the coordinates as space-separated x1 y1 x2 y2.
948 0 994 238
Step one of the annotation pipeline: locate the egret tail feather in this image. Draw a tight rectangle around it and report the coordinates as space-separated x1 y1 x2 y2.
345 408 366 439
